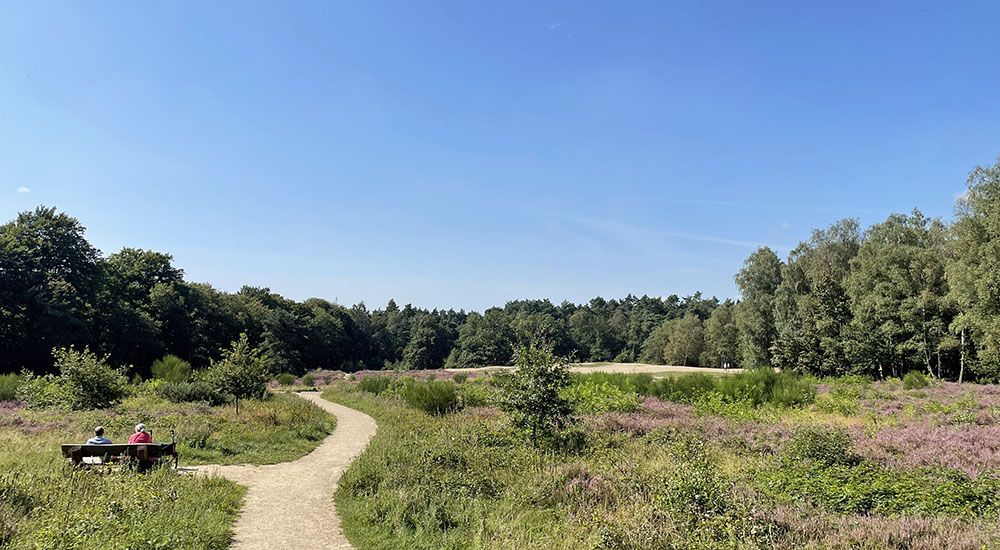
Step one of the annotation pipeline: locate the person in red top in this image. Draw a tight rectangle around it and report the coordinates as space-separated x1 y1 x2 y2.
127 423 153 444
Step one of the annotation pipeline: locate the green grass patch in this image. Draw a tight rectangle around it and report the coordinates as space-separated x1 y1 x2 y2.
0 392 335 548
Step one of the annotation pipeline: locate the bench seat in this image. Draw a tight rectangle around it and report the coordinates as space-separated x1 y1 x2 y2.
60 442 178 468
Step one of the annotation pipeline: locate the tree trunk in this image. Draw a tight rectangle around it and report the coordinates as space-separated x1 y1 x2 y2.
959 329 966 384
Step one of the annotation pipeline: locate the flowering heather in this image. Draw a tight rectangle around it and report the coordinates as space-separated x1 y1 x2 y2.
352 369 460 382
767 502 996 550
590 397 793 453
852 423 1000 476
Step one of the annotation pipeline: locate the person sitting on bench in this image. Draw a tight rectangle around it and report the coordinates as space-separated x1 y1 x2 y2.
127 423 153 444
86 426 112 445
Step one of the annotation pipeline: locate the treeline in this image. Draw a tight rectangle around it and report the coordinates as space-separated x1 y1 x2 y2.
0 207 723 376
4 156 1000 381
732 156 1000 382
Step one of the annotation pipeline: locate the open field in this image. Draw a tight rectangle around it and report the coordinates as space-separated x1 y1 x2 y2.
450 362 742 376
323 371 1000 549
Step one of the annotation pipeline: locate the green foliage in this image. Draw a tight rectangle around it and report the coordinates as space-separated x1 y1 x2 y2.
276 372 296 386
457 380 494 407
662 314 705 366
903 370 931 389
785 427 858 466
562 377 638 413
17 347 129 410
358 375 392 395
762 460 1000 518
204 333 270 412
15 373 72 409
452 372 469 384
301 373 316 387
734 247 783 367
156 381 228 406
715 367 816 407
0 392 335 548
0 373 22 401
0 468 242 549
150 354 192 383
54 346 130 410
652 373 718 403
498 345 574 445
400 380 461 415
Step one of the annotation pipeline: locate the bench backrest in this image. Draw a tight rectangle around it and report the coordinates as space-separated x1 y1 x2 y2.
61 443 177 462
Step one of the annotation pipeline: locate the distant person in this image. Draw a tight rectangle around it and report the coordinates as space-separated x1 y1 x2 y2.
86 426 112 445
127 423 153 444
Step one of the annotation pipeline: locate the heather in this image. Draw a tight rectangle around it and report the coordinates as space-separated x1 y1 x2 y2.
324 372 1000 549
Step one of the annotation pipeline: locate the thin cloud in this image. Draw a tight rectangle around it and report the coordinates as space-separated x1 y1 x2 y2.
780 221 791 229
16 186 31 193
652 197 877 215
552 214 788 251
547 22 564 30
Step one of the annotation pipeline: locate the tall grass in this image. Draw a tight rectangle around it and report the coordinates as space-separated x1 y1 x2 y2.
571 368 816 408
0 373 21 401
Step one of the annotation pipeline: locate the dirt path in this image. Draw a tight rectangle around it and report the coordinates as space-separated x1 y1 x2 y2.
193 392 377 549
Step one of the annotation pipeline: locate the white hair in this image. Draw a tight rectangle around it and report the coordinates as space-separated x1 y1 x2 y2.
135 423 146 433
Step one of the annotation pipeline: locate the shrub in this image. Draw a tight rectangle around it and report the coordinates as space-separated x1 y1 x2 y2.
716 368 815 407
358 375 392 395
156 381 228 406
458 381 494 407
301 373 316 387
0 373 22 401
204 333 271 414
652 373 717 403
17 347 131 410
151 354 192 383
562 378 638 413
785 427 858 466
400 381 460 415
497 346 574 445
15 373 73 409
452 372 469 384
903 371 930 390
276 373 296 386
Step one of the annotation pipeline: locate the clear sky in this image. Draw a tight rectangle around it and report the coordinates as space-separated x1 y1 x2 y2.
2 2 999 311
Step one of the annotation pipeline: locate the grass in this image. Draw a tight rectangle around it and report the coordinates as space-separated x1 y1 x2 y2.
0 391 336 548
323 374 1000 549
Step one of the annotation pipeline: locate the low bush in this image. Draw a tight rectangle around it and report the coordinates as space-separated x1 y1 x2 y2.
458 381 494 407
359 375 392 395
452 372 469 384
0 373 22 401
903 371 931 390
156 381 229 406
151 354 192 383
716 368 815 407
276 373 296 386
785 427 858 466
762 460 1000 518
652 373 717 403
301 373 316 387
400 381 461 415
16 347 130 410
562 378 638 413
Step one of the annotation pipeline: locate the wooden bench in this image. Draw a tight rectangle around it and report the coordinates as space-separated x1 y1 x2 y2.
61 443 178 470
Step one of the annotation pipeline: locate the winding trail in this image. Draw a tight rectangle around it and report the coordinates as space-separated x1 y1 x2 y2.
194 392 377 549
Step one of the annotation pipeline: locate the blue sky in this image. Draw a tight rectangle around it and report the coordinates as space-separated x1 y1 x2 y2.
2 2 999 311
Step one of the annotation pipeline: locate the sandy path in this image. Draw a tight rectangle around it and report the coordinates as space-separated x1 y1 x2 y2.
448 362 742 376
193 392 377 549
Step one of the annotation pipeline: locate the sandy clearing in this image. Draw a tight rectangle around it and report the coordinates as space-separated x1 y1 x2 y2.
192 392 376 550
447 362 742 376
